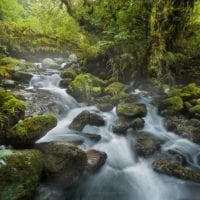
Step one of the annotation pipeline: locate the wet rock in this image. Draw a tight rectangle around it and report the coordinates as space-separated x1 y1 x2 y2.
95 95 112 105
60 68 77 79
112 120 130 134
86 149 107 173
68 73 105 102
68 54 78 64
96 103 113 112
104 82 128 104
164 115 200 144
116 103 147 118
69 111 105 131
42 58 59 68
59 78 73 88
25 90 68 118
37 141 87 188
167 149 187 166
9 70 33 83
0 149 44 200
112 118 145 134
153 159 200 183
135 132 161 157
7 115 57 148
89 112 105 126
131 118 145 129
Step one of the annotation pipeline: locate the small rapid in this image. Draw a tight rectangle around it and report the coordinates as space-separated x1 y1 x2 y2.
30 66 200 200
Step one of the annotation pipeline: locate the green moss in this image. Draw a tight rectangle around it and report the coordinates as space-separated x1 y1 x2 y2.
41 142 87 174
153 159 200 183
182 83 200 99
0 90 25 136
0 149 44 200
0 57 21 66
116 103 147 118
7 115 57 148
104 82 125 96
189 105 200 119
104 82 128 103
91 86 102 96
161 96 183 116
0 57 22 79
184 101 192 110
68 73 105 102
60 68 77 79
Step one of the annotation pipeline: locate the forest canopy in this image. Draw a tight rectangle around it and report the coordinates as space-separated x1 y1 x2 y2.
1 0 200 81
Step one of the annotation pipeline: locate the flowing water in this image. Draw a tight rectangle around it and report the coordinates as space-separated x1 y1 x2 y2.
30 65 200 200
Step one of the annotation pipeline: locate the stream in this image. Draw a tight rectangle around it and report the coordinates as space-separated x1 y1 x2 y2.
28 63 200 200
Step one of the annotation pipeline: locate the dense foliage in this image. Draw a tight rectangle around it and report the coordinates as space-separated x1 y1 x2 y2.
1 0 200 81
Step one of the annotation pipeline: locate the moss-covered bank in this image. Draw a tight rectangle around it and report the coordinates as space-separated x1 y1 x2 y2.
0 149 44 200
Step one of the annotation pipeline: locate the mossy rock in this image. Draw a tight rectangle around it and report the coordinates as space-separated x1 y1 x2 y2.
7 115 57 148
168 88 190 100
164 115 200 144
0 149 44 200
42 58 59 68
182 83 200 99
135 132 161 157
0 57 25 80
189 105 200 119
69 110 105 131
104 82 128 104
0 90 26 139
0 57 21 66
153 159 200 183
112 118 144 134
160 96 183 116
36 141 87 188
60 68 77 79
68 73 105 102
104 82 126 96
168 83 200 101
116 103 147 118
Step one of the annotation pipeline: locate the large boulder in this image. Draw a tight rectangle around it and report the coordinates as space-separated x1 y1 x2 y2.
37 141 87 188
0 90 26 143
86 149 107 173
159 83 200 117
153 159 200 183
68 73 105 102
104 82 128 104
164 115 200 144
116 103 147 118
0 149 44 200
42 58 59 68
69 110 105 131
159 96 183 116
7 115 57 148
112 118 144 134
135 132 161 157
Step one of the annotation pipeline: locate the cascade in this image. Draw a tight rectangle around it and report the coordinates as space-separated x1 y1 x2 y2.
29 62 200 200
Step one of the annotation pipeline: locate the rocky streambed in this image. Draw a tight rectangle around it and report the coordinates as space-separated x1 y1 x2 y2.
0 55 200 200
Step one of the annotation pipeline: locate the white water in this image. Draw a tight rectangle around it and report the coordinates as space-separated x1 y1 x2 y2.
30 70 200 200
